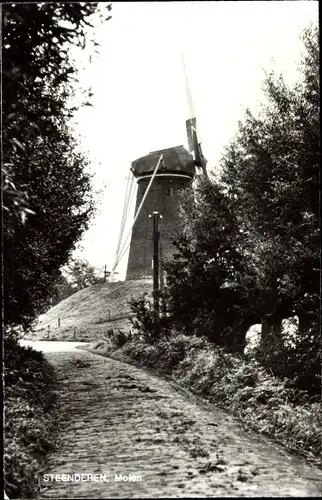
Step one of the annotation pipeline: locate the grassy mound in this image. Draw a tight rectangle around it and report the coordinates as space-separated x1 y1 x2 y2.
28 279 153 341
86 332 322 469
4 336 59 498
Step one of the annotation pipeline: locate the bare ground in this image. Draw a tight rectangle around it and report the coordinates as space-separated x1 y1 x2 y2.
37 348 322 499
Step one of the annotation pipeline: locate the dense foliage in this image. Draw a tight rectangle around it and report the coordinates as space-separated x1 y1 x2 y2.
4 338 59 498
130 26 320 393
164 181 259 352
2 3 111 330
220 25 319 336
3 5 111 498
51 258 103 306
64 257 103 290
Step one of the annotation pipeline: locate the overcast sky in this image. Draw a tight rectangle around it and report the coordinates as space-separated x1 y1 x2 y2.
71 0 318 281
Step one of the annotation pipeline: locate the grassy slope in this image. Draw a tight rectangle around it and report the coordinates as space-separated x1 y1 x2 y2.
27 279 153 341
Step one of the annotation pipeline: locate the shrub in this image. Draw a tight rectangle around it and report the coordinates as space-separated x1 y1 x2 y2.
107 328 133 349
116 331 209 374
120 339 160 368
157 333 210 374
113 329 132 348
5 334 56 389
129 292 172 344
4 334 59 498
252 321 321 397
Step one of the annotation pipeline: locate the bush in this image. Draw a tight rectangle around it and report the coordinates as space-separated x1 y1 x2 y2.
156 333 209 373
107 328 133 349
5 334 56 388
115 331 209 374
120 338 160 368
252 321 321 397
129 292 172 344
4 334 59 498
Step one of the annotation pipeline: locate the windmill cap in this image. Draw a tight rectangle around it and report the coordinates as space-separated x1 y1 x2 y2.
131 145 195 178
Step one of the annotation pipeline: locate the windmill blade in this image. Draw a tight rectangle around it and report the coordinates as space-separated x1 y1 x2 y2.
185 117 197 154
186 117 203 167
181 52 195 121
181 52 207 174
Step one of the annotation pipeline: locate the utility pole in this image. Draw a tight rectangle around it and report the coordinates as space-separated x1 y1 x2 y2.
104 265 118 283
103 265 108 283
159 241 164 290
150 211 162 317
159 241 166 318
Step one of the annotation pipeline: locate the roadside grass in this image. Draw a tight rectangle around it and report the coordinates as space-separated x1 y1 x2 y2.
86 331 322 469
4 336 59 499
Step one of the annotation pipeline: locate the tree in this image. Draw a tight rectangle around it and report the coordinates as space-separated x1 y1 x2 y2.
220 25 319 336
162 180 258 352
63 258 102 292
158 25 319 362
50 258 102 306
2 3 111 330
51 275 75 307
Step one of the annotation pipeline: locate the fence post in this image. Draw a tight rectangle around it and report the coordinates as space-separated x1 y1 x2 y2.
48 325 50 339
73 326 76 340
108 310 111 321
58 317 60 327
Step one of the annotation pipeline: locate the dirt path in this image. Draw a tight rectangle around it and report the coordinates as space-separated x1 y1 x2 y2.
38 348 322 498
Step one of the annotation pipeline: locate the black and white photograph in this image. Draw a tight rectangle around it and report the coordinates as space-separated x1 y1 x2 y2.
2 1 321 498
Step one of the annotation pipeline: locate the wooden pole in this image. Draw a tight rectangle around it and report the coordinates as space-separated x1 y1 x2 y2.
159 240 164 289
151 211 160 317
159 241 165 318
48 325 50 339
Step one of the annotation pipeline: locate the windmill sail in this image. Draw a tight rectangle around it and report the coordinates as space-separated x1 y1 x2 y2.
185 117 202 166
185 116 197 154
181 53 207 175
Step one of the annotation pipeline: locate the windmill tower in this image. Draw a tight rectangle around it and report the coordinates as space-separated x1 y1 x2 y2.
126 146 196 280
110 53 207 283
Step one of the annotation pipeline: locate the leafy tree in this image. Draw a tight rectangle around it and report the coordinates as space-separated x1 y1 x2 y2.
51 275 75 307
50 258 102 306
220 25 319 336
161 180 259 352
156 25 319 366
2 3 111 330
63 258 102 292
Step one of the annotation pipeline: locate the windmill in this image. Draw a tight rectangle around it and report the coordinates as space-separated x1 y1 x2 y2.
109 53 207 283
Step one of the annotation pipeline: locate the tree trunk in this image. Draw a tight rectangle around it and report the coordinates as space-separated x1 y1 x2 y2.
298 313 312 336
231 324 248 354
261 315 282 337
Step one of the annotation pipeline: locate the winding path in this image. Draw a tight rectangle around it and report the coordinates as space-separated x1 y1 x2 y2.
26 342 321 498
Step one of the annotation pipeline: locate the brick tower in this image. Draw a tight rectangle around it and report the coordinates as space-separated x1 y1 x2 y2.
126 145 195 280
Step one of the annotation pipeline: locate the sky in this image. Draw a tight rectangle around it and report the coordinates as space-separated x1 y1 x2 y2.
70 0 318 281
